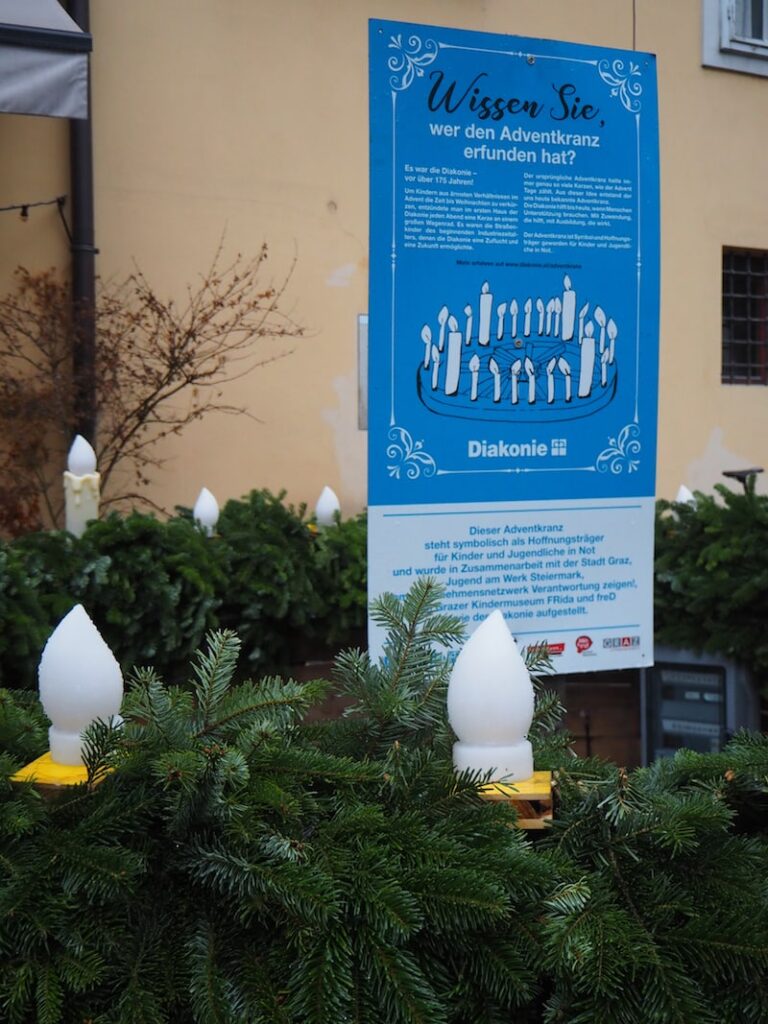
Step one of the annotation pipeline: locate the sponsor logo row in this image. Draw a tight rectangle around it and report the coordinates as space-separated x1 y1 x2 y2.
542 634 641 657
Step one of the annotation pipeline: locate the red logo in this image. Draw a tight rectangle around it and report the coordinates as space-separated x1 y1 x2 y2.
575 635 593 653
546 642 565 656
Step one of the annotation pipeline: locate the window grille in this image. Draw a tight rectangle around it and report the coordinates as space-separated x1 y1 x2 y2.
722 247 768 385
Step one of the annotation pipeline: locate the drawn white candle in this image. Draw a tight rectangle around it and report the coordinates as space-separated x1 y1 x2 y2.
545 298 555 336
469 354 480 400
421 324 432 369
558 356 572 402
437 305 449 352
578 301 589 343
524 356 536 404
496 302 507 341
600 348 609 387
464 304 473 345
607 318 617 363
523 298 532 337
546 357 557 403
478 282 492 345
536 298 545 335
510 360 522 404
578 323 596 398
561 275 576 341
594 306 607 353
445 316 462 395
431 345 441 390
510 299 518 337
553 297 562 337
489 357 501 402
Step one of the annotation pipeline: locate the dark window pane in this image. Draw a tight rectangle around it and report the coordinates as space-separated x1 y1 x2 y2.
723 247 768 385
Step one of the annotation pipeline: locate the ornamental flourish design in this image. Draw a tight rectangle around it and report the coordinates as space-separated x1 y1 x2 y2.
386 427 437 479
597 58 642 113
388 34 439 91
596 422 640 474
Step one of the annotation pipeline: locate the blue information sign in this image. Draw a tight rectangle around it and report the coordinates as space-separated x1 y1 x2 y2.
368 20 659 671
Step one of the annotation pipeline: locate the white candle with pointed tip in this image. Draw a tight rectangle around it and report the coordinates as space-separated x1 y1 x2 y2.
607 318 618 363
421 324 432 368
553 297 562 337
489 357 501 402
558 356 572 402
469 354 480 401
676 484 695 504
510 360 522 404
39 604 123 766
561 275 576 341
496 302 507 341
510 299 518 338
523 298 532 337
478 282 492 345
536 298 545 335
193 487 219 535
600 348 609 387
525 356 536 404
546 357 557 403
578 301 589 343
463 305 473 345
447 610 535 783
315 485 341 527
64 435 100 539
437 305 449 352
445 316 462 395
594 306 607 353
545 298 555 336
431 345 441 390
578 323 596 398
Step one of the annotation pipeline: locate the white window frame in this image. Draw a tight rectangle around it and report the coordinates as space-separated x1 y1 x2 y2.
703 0 768 76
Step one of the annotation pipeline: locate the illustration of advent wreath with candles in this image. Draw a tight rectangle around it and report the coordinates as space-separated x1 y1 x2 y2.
416 275 618 422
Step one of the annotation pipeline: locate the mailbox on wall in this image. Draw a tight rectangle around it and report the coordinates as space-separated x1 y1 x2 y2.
643 646 759 764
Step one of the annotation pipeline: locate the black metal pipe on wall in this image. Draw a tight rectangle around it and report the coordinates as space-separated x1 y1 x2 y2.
67 0 96 443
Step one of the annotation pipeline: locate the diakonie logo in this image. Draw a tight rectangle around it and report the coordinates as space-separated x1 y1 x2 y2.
467 438 567 458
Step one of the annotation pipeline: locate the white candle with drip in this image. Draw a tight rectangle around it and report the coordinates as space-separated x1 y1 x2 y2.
578 301 589 343
447 610 535 783
431 345 441 390
546 357 557 403
525 356 536 403
523 298 532 337
469 354 480 400
437 306 449 352
445 316 462 395
510 299 518 338
478 282 492 345
510 360 522 404
561 275 576 341
558 356 572 402
64 435 100 539
489 357 501 402
536 298 545 335
496 302 507 341
463 305 473 345
607 318 617 363
39 605 123 766
421 324 432 368
578 322 596 398
594 306 607 353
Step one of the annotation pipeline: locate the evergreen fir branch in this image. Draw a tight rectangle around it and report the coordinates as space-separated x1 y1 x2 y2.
285 928 354 1024
190 630 242 732
198 676 327 740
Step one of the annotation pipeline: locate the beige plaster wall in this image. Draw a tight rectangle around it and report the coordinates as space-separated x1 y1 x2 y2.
4 0 768 517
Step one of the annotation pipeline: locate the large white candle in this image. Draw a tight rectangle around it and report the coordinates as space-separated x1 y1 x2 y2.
445 316 462 395
578 323 596 398
478 282 492 345
561 275 576 341
64 435 100 539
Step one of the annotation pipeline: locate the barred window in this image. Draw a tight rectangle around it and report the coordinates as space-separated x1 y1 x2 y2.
722 248 768 385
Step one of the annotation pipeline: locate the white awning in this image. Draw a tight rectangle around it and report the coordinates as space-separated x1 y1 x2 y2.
0 0 90 119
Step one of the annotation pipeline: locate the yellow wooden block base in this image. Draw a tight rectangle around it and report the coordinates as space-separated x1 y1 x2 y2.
479 770 554 829
10 751 110 795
